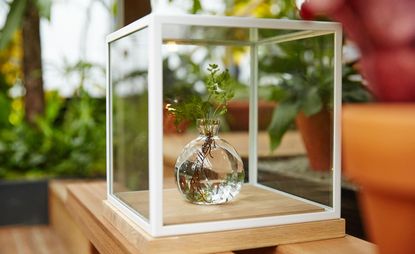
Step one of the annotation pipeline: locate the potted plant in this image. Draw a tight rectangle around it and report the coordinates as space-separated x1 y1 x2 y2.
303 1 415 253
162 56 205 134
264 34 335 171
163 80 194 134
226 83 276 131
265 29 372 172
163 60 190 134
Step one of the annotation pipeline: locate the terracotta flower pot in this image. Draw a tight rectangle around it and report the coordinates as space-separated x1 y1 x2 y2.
295 108 332 171
163 103 189 134
343 104 415 254
226 100 276 131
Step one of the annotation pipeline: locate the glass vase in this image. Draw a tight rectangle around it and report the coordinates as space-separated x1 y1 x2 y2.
174 119 244 205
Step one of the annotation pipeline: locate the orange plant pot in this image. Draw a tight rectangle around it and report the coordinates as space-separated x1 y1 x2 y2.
226 100 276 131
295 108 332 171
343 104 415 254
163 103 190 134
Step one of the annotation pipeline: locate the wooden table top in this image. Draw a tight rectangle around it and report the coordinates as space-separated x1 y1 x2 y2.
0 225 69 254
64 181 377 254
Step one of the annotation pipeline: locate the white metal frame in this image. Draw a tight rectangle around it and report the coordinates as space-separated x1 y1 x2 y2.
106 13 342 237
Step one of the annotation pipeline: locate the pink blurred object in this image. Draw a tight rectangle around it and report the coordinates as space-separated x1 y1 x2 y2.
304 2 415 254
303 0 415 101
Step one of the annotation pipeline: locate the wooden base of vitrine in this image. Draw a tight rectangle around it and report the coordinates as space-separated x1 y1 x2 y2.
113 184 326 225
102 185 345 254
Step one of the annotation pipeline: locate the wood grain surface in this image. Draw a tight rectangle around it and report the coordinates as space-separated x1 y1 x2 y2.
275 235 378 254
49 180 93 254
115 184 324 225
66 182 142 254
63 181 375 254
103 199 345 254
0 226 68 254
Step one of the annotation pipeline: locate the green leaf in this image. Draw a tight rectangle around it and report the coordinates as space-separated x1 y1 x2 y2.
167 64 235 125
267 101 299 151
44 91 64 124
0 93 11 127
0 0 28 50
192 0 202 14
269 86 286 101
35 0 52 20
111 1 118 18
35 117 52 138
301 86 322 116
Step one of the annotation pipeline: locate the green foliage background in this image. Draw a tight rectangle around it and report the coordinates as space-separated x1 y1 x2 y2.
0 0 110 180
0 76 106 179
0 0 372 179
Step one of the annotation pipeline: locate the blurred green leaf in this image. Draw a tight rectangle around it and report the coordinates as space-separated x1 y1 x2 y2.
301 86 322 116
0 0 27 50
44 91 64 123
267 101 299 151
191 0 202 14
0 93 11 127
35 0 52 20
111 1 117 18
268 86 286 101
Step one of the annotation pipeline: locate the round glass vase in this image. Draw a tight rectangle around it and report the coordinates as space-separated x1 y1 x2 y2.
174 119 244 205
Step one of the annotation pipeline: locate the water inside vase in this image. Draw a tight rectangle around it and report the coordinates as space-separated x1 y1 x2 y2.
175 119 244 205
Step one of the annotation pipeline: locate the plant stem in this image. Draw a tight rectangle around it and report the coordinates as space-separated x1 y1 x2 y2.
189 131 216 203
212 103 223 118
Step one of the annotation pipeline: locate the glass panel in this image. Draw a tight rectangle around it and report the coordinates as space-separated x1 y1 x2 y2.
162 23 251 225
160 23 335 226
162 24 252 46
258 28 308 41
110 27 149 220
162 24 307 46
257 33 334 207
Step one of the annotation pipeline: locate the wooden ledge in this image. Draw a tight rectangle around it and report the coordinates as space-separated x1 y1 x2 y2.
61 181 376 254
104 198 344 254
275 235 378 254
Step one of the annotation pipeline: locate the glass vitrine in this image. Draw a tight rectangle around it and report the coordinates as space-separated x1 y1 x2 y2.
107 14 342 237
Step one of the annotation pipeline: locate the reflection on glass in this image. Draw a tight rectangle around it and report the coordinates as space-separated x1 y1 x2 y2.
161 36 251 187
110 28 149 219
160 25 335 210
258 34 334 207
93 22 341 227
162 24 252 46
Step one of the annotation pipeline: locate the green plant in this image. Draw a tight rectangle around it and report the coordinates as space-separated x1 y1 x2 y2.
0 89 106 179
265 35 372 151
0 0 112 180
264 35 334 150
0 0 51 50
0 0 54 124
166 65 241 204
162 57 202 103
0 56 106 179
267 63 372 151
167 64 235 125
342 63 373 103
